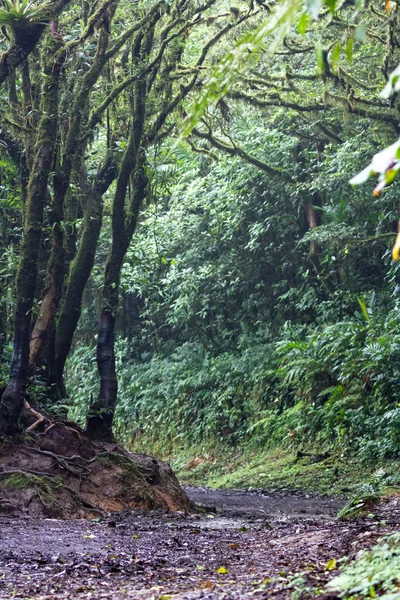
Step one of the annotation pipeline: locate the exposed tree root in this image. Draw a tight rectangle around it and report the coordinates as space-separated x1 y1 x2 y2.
23 400 50 432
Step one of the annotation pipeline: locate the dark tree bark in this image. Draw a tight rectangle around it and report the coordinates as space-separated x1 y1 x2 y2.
29 177 67 374
29 17 116 374
86 19 151 441
87 158 147 440
86 3 231 439
55 158 117 394
0 41 65 435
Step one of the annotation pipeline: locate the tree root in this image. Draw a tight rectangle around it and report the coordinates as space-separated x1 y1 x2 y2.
23 400 51 432
0 467 56 478
21 446 91 477
62 485 106 516
0 468 105 516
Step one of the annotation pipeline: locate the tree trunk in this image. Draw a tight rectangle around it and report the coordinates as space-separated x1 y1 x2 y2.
0 296 5 358
29 176 66 373
87 24 153 440
0 43 64 435
28 18 115 380
87 154 147 441
304 201 319 256
55 158 116 393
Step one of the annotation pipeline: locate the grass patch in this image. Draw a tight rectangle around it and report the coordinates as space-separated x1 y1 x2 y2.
0 473 32 490
158 446 400 497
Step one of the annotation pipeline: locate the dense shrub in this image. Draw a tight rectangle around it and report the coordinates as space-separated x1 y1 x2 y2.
66 298 400 461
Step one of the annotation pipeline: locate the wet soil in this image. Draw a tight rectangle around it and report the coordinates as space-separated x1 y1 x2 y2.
0 486 398 600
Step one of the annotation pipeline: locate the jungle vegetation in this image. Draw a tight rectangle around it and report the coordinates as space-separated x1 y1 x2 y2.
1 0 400 466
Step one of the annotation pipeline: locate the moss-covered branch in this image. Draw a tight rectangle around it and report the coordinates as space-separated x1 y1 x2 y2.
192 126 290 178
0 39 66 434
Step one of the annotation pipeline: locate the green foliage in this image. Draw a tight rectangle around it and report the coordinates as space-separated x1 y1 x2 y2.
327 532 400 599
2 0 400 473
338 473 384 519
0 1 48 29
0 473 31 489
67 297 400 462
67 75 400 461
275 303 400 459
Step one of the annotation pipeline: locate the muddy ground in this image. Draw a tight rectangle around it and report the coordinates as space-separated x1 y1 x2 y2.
0 486 398 600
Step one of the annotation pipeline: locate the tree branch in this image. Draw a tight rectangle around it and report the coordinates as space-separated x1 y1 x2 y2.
192 126 291 179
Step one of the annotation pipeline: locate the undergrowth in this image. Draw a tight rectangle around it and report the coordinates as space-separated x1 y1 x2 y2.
65 300 400 477
327 532 400 599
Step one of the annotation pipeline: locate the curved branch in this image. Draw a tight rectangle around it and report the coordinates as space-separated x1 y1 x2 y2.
230 90 326 112
192 126 292 179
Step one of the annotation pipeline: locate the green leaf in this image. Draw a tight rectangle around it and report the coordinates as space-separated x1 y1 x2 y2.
297 12 309 35
385 167 400 185
326 0 336 12
331 42 341 68
346 36 354 61
316 43 325 73
357 297 370 322
325 558 337 571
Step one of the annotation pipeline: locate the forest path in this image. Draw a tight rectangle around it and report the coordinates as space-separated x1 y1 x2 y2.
0 486 392 599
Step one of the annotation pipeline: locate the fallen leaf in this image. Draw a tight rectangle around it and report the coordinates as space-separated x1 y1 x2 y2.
217 566 229 574
325 558 337 571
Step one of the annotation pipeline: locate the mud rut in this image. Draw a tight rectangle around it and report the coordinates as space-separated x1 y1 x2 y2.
0 486 398 600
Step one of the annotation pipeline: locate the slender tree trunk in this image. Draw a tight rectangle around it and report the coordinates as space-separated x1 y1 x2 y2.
87 153 147 441
55 158 116 393
87 22 155 439
0 43 64 435
29 176 66 373
0 297 5 358
304 201 319 256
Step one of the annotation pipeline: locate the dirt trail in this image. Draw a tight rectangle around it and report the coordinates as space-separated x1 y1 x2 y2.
0 486 394 599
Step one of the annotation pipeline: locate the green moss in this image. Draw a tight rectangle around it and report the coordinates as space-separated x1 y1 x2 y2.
110 454 145 481
32 475 57 505
0 473 32 489
165 447 392 497
0 472 61 509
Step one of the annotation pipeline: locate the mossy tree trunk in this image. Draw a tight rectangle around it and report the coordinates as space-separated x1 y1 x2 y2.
86 5 231 439
28 175 67 375
0 41 65 434
55 157 117 395
29 18 116 375
87 31 149 440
